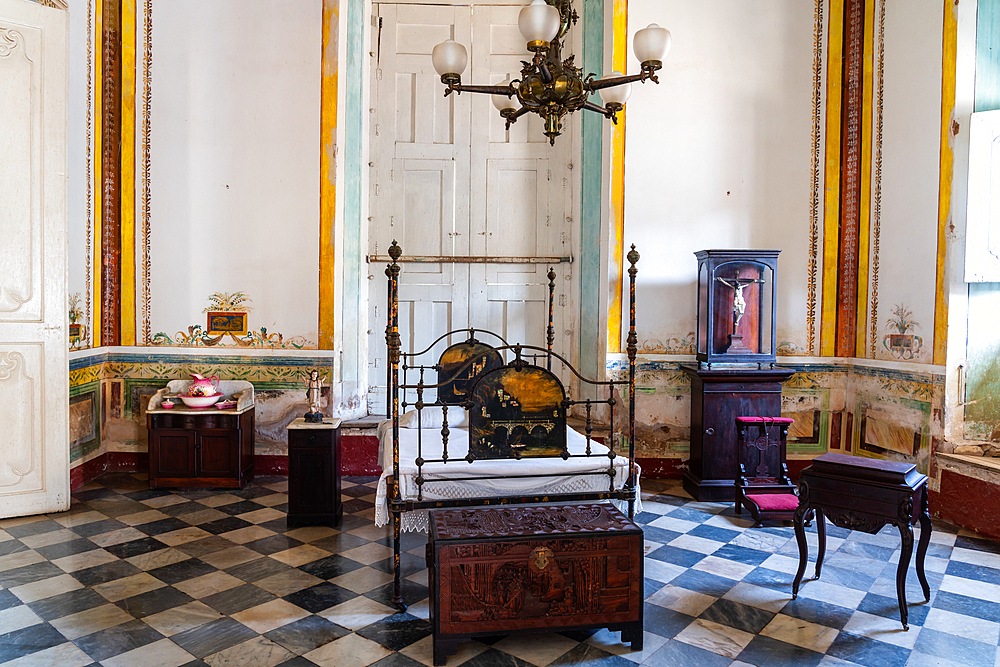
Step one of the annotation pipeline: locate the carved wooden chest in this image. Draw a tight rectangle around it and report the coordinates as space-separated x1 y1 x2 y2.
428 504 643 666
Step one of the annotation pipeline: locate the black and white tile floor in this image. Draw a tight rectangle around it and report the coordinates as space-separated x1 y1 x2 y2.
1 473 999 667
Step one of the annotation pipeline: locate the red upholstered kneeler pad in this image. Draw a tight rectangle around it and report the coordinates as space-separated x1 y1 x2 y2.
745 493 799 511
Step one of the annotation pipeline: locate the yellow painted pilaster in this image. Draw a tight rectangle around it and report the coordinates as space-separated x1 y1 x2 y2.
821 0 845 356
934 0 957 365
606 0 627 354
855 0 876 357
120 0 137 346
93 0 103 348
318 0 339 350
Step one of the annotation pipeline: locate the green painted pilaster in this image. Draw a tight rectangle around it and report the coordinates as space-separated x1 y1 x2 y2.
976 0 1000 111
343 0 365 384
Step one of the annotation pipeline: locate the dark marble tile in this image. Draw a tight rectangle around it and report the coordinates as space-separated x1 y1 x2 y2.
135 517 192 536
170 617 257 658
547 643 633 667
0 622 67 662
779 596 854 630
688 524 741 543
945 559 1000 586
70 518 128 538
460 647 546 667
736 634 825 667
123 489 174 502
954 534 1000 555
201 583 276 615
156 501 203 518
299 554 367 580
644 544 705 568
827 631 911 667
198 516 254 535
34 538 102 561
0 588 22 611
4 520 63 539
376 531 428 553
632 511 661 525
93 500 155 519
712 543 771 566
178 489 222 500
699 598 775 634
811 564 877 592
641 639 731 667
259 517 291 533
638 526 683 547
913 627 997 666
857 591 931 627
216 500 267 516
264 614 350 654
240 534 305 556
148 558 218 585
27 587 107 621
226 556 293 582
115 585 194 618
284 582 360 613
669 568 737 598
643 577 663 600
177 661 211 667
0 539 28 557
836 540 896 562
356 612 432 651
643 602 696 639
336 514 371 531
370 653 426 667
231 486 277 500
71 559 143 587
0 561 66 588
371 553 429 579
342 498 372 514
103 536 170 559
73 487 120 502
73 618 164 661
664 507 715 524
342 485 376 498
366 580 429 608
741 567 793 591
933 590 1000 625
174 536 238 557
311 532 371 554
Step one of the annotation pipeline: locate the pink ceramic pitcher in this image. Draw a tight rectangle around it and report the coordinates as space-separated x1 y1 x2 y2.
188 373 220 396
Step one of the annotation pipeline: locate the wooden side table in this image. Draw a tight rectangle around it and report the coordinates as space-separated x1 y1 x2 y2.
287 418 342 527
792 453 931 629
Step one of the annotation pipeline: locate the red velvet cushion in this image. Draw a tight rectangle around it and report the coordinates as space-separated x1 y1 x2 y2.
746 493 799 511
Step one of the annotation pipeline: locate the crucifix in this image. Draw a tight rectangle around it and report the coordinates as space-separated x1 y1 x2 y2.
716 271 765 333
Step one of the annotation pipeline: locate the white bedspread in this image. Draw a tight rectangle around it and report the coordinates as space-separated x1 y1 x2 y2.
374 420 642 531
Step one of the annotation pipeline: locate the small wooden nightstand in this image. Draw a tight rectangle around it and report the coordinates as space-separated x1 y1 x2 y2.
287 418 342 527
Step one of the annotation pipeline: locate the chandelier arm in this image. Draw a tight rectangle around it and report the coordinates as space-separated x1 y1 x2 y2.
585 71 649 93
582 101 613 118
450 83 516 96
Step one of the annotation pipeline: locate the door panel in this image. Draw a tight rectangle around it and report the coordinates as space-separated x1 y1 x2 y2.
198 431 238 478
0 0 68 518
152 431 195 478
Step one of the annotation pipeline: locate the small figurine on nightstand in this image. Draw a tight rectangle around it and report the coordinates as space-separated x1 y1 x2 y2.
304 369 325 423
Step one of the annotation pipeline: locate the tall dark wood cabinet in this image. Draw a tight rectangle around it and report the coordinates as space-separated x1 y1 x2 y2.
682 364 794 501
147 409 255 488
287 418 342 527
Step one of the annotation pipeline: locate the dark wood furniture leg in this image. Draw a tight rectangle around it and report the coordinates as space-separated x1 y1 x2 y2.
792 502 809 599
814 509 826 579
915 488 932 602
896 520 915 630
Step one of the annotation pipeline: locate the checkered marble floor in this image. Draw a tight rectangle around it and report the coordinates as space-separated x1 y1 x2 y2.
1 474 1000 667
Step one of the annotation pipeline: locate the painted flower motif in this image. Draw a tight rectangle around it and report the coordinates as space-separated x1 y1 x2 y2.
885 304 919 335
68 293 83 324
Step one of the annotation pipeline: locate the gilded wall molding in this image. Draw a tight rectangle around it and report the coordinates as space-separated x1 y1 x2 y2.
869 0 885 358
86 0 94 347
140 0 152 345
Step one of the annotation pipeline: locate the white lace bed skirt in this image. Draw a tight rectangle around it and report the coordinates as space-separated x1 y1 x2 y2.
374 421 642 532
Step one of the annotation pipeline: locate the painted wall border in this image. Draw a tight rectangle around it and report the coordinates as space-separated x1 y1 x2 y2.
807 0 826 356
821 0 845 356
934 0 958 365
868 0 885 359
139 0 151 345
606 0 626 356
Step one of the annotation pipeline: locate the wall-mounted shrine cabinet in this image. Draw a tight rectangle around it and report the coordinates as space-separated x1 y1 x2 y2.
695 249 780 366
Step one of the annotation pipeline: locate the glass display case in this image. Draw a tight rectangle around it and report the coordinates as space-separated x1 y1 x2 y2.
695 249 780 366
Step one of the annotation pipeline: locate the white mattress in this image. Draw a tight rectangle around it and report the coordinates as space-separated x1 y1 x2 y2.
374 420 642 531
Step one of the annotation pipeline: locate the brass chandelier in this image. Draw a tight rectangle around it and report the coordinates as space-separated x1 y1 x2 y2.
432 0 671 145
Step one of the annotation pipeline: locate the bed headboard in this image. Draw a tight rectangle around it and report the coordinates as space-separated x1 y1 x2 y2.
437 339 504 405
468 363 567 459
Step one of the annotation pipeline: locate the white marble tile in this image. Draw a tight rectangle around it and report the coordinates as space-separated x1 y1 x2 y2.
928 530 957 547
2 641 94 667
400 635 488 667
644 558 686 585
723 582 791 613
19 528 78 549
940 574 1000 601
585 628 667 664
255 570 324 597
493 631 580 666
675 618 754 659
730 530 790 553
794 578 866 609
318 596 397 630
406 597 430 621
143 601 224 636
760 553 802 575
635 500 676 516
405 568 428 588
905 650 968 667
923 607 1000 644
668 534 724 555
842 610 919 649
87 527 147 547
644 539 664 556
254 493 289 508
304 631 393 667
231 599 311 634
155 526 213 547
126 547 190 571
101 638 195 667
950 547 1000 570
646 584 716 617
199 546 263 569
52 548 118 573
693 555 756 580
92 572 165 602
0 528 11 542
204 636 296 667
760 613 839 652
648 515 700 534
0 604 42 634
0 549 44 572
173 571 244 599
0 516 46 529
284 526 337 543
194 494 241 508
346 523 393 542
49 603 134 640
339 542 394 565
218 526 278 547
269 544 331 567
10 573 82 603
684 501 728 515
237 508 286 525
140 494 191 509
117 509 170 526
703 513 753 531
52 511 105 528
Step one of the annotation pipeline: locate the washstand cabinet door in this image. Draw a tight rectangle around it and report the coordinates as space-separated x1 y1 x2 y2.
196 430 239 478
152 430 196 478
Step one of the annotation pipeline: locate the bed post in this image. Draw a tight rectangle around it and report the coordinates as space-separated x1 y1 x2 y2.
547 267 556 371
385 241 406 610
626 245 639 519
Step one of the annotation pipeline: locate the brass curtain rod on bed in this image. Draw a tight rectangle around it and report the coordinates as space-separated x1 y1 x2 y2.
367 254 572 264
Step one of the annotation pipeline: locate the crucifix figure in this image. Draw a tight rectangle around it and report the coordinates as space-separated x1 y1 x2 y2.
716 272 765 332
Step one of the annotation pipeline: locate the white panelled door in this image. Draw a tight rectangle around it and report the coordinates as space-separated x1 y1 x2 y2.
369 2 573 414
0 0 69 518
